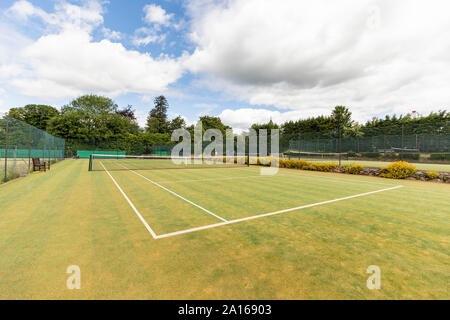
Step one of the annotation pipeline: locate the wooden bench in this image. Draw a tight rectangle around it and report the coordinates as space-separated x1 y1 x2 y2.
32 158 50 172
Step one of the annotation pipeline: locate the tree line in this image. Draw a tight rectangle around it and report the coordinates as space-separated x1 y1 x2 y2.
7 94 449 156
7 94 232 156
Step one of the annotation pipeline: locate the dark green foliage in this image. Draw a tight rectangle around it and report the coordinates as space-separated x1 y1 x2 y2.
168 116 186 133
146 96 169 134
429 153 450 161
116 105 137 121
399 153 420 160
361 152 381 158
9 105 60 131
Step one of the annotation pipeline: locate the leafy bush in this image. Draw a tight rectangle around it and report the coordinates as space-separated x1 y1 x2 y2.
279 159 309 169
400 153 420 161
347 151 357 158
381 161 416 179
278 159 338 172
429 153 450 161
383 153 399 159
426 171 440 180
361 152 381 159
346 164 365 174
305 163 338 172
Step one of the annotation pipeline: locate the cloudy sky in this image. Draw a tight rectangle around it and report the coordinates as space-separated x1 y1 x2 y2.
0 0 449 130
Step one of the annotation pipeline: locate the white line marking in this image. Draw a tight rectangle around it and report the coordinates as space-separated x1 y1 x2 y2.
153 174 270 184
155 185 404 239
243 166 394 187
100 162 157 239
118 164 228 223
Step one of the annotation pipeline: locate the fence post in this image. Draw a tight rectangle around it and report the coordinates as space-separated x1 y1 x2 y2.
401 124 405 150
4 116 9 182
28 141 32 172
28 126 32 172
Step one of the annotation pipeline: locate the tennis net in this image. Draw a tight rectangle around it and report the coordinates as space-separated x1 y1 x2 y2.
284 151 348 161
89 154 250 171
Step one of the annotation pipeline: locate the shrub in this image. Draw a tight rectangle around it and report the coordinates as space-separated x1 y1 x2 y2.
381 161 416 179
256 157 273 166
426 171 440 180
279 159 309 169
361 152 381 159
347 151 357 158
383 153 399 159
429 153 450 161
399 153 420 161
346 164 365 174
305 163 338 172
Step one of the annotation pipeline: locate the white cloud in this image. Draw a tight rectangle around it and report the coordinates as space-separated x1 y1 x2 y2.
102 27 121 41
0 87 4 111
143 4 173 26
0 22 32 62
6 0 47 21
186 0 450 121
0 1 186 100
193 103 219 116
132 27 166 47
7 0 104 33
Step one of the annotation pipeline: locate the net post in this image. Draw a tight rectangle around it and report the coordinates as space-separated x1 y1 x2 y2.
247 152 250 167
88 154 93 171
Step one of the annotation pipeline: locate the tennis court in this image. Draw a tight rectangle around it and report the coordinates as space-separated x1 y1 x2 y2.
1 159 449 299
89 155 403 239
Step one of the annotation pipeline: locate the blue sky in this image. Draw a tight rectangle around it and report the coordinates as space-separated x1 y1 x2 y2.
0 0 449 130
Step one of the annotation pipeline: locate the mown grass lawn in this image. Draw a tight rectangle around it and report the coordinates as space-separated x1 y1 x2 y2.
0 160 448 299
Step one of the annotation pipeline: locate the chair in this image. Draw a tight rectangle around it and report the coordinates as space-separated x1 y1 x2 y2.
32 158 47 172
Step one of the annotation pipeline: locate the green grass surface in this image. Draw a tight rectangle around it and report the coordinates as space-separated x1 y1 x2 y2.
0 160 449 299
290 157 450 172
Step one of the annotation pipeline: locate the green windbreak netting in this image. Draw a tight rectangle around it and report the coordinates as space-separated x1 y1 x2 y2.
0 113 65 183
289 133 450 154
77 150 126 159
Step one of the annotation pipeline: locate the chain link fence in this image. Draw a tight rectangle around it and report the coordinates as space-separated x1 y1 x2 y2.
289 133 450 154
288 122 450 163
0 113 66 184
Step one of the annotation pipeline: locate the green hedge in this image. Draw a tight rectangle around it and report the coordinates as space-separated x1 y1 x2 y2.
399 153 420 160
382 153 419 160
429 153 450 161
361 152 381 159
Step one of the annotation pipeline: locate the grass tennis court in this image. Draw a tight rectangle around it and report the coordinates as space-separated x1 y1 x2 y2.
0 159 449 299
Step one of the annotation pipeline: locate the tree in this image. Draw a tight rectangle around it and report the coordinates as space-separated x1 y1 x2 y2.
8 104 60 130
250 120 280 155
168 116 186 133
331 106 353 136
117 105 136 121
251 120 279 132
198 116 232 135
344 123 364 138
47 95 140 156
64 94 119 115
146 96 169 134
